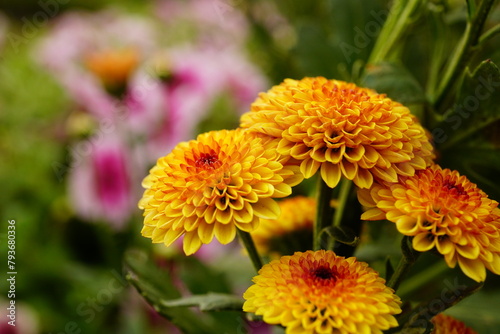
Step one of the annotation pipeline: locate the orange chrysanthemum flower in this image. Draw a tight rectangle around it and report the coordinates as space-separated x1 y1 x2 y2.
138 129 304 255
243 250 402 334
85 48 139 89
240 77 434 189
359 164 500 282
431 313 477 334
251 196 316 257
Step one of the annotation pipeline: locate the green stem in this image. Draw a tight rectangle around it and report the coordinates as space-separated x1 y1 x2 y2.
387 236 420 291
332 179 353 228
327 179 354 251
313 178 335 251
433 0 496 110
479 23 500 45
368 0 423 65
237 229 263 273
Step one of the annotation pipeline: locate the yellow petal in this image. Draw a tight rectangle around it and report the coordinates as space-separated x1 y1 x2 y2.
412 233 435 252
361 208 386 221
320 163 341 188
300 158 321 179
252 198 280 219
353 168 374 189
456 244 480 260
235 215 260 232
215 222 236 244
340 161 358 180
164 228 184 246
183 231 203 255
233 201 254 223
215 208 234 224
197 221 215 244
457 256 486 282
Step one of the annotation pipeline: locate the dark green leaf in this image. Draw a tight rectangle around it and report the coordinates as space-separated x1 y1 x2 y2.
321 225 359 246
432 60 500 150
161 293 244 312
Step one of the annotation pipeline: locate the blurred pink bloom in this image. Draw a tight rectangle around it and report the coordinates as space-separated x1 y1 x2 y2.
36 9 160 123
68 133 139 229
0 301 39 334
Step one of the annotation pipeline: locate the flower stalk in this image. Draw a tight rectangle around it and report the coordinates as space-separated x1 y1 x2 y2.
387 236 420 291
313 178 335 251
237 229 264 273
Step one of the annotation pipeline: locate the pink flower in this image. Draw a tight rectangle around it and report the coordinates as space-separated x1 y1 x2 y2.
36 9 160 122
68 133 139 229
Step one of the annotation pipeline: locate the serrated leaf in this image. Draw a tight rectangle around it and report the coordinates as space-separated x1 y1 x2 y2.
161 293 244 312
432 60 500 150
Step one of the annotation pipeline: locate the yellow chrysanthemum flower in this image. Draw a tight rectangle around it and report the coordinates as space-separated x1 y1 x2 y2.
138 129 303 255
243 250 402 334
431 313 477 334
240 77 434 189
359 164 500 282
251 196 316 258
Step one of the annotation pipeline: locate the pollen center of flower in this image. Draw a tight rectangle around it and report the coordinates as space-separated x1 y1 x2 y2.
311 266 336 281
442 180 467 197
195 153 220 170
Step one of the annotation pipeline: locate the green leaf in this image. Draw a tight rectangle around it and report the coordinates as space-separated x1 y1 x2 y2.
361 61 427 107
432 60 500 150
124 251 219 334
161 293 244 312
321 225 359 247
444 290 500 334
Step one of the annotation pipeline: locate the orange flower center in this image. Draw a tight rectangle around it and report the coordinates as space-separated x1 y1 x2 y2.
311 266 337 281
195 152 221 170
442 180 467 197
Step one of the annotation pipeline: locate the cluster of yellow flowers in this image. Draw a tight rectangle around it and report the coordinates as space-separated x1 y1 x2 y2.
138 77 498 333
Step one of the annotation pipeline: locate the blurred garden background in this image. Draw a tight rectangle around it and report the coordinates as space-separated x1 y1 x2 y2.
1 0 500 333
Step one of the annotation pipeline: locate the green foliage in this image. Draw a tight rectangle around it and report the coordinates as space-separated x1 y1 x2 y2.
125 251 245 334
